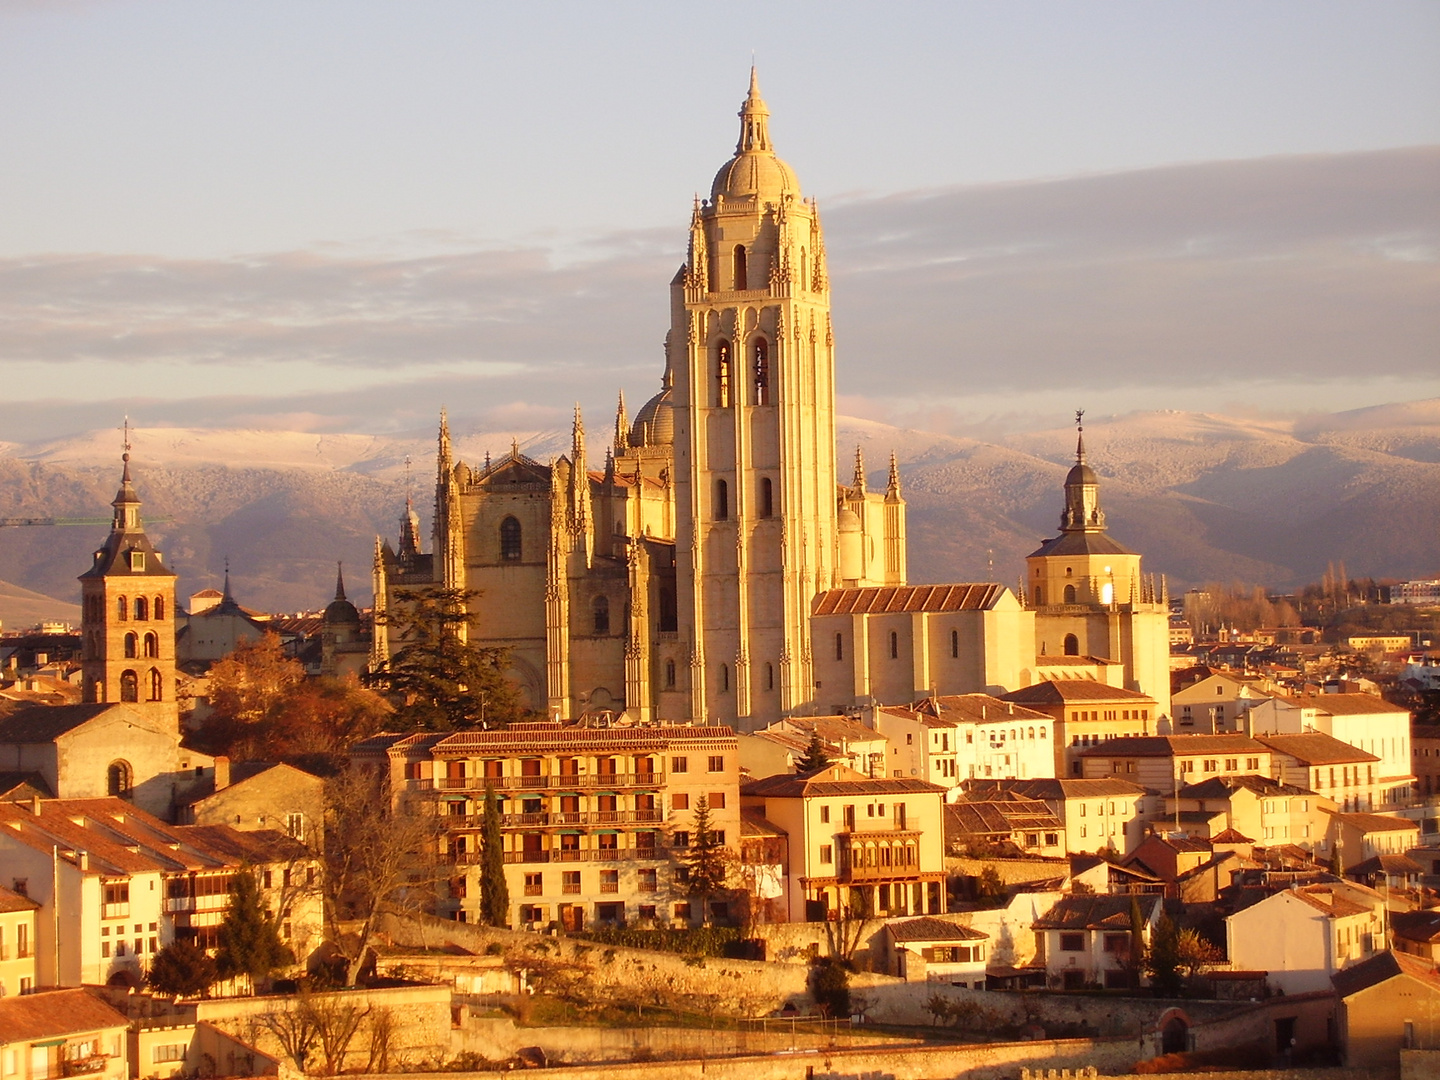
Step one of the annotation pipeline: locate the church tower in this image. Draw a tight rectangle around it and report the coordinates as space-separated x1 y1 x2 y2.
78 447 179 724
673 70 838 730
1026 415 1171 715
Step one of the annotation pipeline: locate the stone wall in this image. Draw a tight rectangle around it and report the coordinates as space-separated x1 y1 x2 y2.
951 856 1069 887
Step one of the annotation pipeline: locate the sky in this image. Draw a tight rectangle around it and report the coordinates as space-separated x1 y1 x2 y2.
0 0 1437 446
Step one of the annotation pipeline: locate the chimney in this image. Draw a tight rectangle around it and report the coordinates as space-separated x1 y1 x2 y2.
29 795 42 816
213 756 231 791
78 851 89 870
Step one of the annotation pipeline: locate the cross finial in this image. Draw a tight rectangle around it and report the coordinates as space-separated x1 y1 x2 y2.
1075 409 1084 433
120 416 133 482
404 454 413 507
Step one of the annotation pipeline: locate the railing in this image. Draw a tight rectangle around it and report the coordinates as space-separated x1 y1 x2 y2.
498 847 665 865
412 773 660 792
840 862 923 883
163 895 229 914
61 1056 109 1077
101 903 129 919
491 810 664 828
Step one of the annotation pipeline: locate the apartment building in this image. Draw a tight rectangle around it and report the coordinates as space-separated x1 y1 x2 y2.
356 722 741 930
0 989 129 1080
873 694 1055 791
1255 732 1382 813
0 886 38 998
960 777 1152 856
0 797 319 988
1079 734 1272 795
1164 774 1335 853
740 764 948 923
998 681 1160 776
1227 881 1387 995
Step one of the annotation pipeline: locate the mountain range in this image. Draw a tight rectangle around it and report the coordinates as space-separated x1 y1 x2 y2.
1 399 1436 626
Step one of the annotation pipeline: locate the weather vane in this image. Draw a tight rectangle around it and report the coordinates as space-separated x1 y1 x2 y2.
121 416 132 460
1075 409 1084 434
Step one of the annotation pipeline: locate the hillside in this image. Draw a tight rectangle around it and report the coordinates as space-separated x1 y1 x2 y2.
0 402 1435 618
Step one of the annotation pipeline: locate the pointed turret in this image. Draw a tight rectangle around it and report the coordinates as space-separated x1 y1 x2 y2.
333 562 347 602
737 64 772 154
851 446 866 495
613 390 629 456
886 450 902 501
1060 409 1104 532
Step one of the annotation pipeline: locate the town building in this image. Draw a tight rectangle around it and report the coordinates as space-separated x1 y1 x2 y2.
1033 893 1163 990
960 777 1152 856
997 681 1160 776
1328 811 1421 872
1164 774 1333 853
736 715 887 780
1079 734 1271 795
740 763 947 923
353 723 741 930
0 988 129 1080
1254 732 1382 814
1226 881 1386 995
883 916 989 987
0 886 38 999
1332 950 1440 1067
872 694 1055 790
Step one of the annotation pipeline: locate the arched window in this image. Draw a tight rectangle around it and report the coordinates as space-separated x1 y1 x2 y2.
117 596 128 622
759 477 773 518
665 659 676 689
752 338 769 405
107 761 133 798
1063 584 1077 604
500 516 522 561
1034 585 1045 606
951 629 959 658
1063 634 1080 656
716 340 732 407
1101 581 1114 605
148 668 163 702
835 633 844 661
733 244 747 290
592 595 610 634
153 595 165 621
715 479 729 521
143 632 159 658
719 663 730 693
124 632 138 659
133 596 148 621
119 669 139 703
800 248 808 291
889 631 899 660
765 663 774 691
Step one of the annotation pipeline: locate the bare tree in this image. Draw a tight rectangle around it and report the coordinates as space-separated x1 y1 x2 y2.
322 766 444 985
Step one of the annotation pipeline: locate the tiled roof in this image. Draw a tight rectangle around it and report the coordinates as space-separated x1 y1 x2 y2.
1254 733 1378 765
1287 885 1374 918
961 777 1148 800
904 695 1052 725
0 772 54 799
946 799 1063 837
0 988 129 1042
1299 693 1409 717
0 885 39 913
433 724 735 754
1001 680 1156 705
1078 734 1265 757
1177 775 1314 800
1210 828 1256 844
1348 853 1423 877
812 584 1004 616
742 763 945 799
1332 950 1440 998
1028 532 1136 559
887 916 988 943
785 715 886 745
0 703 120 743
1330 811 1419 833
739 808 787 838
1034 893 1161 931
1392 910 1440 944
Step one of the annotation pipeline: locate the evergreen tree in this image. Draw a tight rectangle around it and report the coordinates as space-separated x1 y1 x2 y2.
810 957 852 1018
478 784 509 928
797 729 832 774
369 587 526 731
685 796 733 923
1128 894 1146 989
215 868 293 989
1144 912 1184 997
147 937 218 998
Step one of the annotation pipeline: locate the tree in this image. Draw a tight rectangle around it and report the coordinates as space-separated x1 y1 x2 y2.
684 796 734 924
810 957 851 1018
215 867 293 990
369 586 527 731
478 783 509 928
1175 927 1222 979
322 766 445 985
1128 894 1146 990
146 937 218 998
796 729 831 774
1144 913 1184 997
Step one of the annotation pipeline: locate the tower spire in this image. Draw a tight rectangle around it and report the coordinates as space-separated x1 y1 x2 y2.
851 446 866 494
613 390 629 456
437 408 452 478
334 561 347 602
1075 408 1086 466
736 64 772 153
887 450 902 498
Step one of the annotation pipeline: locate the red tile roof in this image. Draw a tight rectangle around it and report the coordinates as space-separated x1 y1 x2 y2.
812 584 1003 616
1001 681 1157 705
0 988 128 1043
1255 733 1379 765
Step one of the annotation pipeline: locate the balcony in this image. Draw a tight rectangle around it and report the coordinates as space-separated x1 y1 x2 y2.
412 772 660 792
495 847 666 865
61 1056 110 1077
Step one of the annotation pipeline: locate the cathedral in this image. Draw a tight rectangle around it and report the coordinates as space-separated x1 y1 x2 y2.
372 72 1170 732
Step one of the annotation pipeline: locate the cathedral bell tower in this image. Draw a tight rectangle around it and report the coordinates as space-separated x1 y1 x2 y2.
79 447 179 723
673 70 837 729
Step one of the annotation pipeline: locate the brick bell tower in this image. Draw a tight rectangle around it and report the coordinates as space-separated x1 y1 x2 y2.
79 441 179 725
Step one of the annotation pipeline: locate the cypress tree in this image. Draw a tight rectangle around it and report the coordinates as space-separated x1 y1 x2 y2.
215 867 292 989
797 729 832 774
478 783 510 928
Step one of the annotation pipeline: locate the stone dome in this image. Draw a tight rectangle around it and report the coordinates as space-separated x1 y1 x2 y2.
1066 461 1097 486
837 507 861 532
711 152 800 204
325 595 360 626
629 385 674 447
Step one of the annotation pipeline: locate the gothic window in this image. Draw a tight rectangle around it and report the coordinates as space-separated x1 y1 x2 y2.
1063 634 1080 656
124 633 137 659
107 761 133 798
759 477 773 518
752 338 770 404
719 663 730 693
715 479 729 521
153 595 165 621
951 629 959 659
148 668 163 701
889 632 899 659
117 596 128 622
1035 585 1045 606
733 245 747 290
765 663 774 691
1063 584 1077 603
716 340 732 407
835 633 844 662
665 659 676 689
143 632 159 658
658 588 677 634
800 248 807 291
120 669 139 703
592 595 610 634
134 596 148 621
500 516 522 561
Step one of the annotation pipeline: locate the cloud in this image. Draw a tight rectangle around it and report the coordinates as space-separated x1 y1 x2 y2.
0 146 1434 437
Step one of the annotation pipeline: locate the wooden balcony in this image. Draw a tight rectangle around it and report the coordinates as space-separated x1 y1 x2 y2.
412 772 660 792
